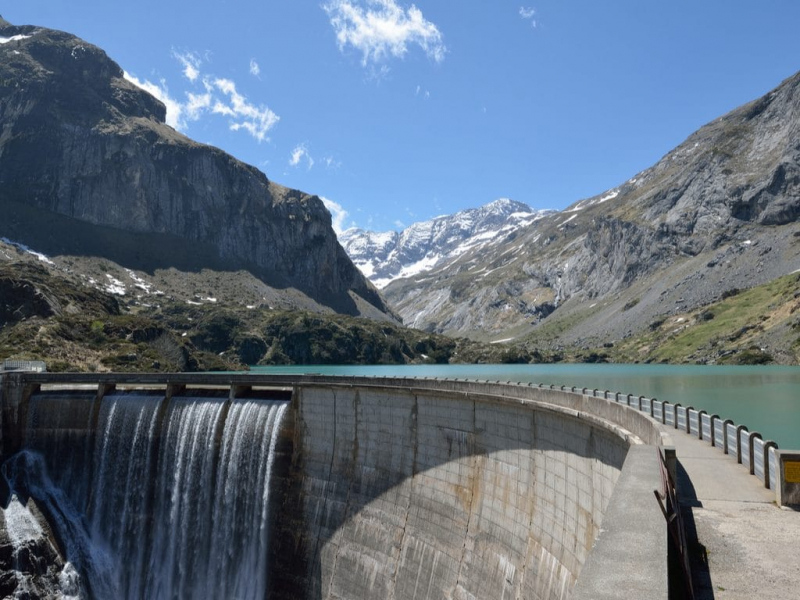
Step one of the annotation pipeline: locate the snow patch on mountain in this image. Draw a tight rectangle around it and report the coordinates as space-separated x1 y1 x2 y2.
340 198 553 288
0 34 32 44
0 237 55 265
566 187 621 213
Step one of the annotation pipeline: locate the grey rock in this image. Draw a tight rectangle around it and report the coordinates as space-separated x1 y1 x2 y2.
0 20 391 319
340 198 553 288
351 71 800 342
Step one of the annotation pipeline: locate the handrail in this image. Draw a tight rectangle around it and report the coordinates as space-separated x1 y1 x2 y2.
654 449 695 600
2 370 796 505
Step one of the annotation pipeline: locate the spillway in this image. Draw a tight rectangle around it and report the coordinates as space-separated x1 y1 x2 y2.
1 389 287 599
0 374 670 599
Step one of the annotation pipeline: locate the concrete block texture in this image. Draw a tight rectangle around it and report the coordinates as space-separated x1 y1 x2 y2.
270 385 632 600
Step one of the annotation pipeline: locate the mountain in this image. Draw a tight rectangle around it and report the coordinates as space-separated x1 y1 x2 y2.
0 18 391 320
0 258 496 372
369 72 800 362
340 199 553 288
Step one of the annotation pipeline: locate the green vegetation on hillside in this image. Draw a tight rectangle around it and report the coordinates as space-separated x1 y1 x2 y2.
602 273 800 364
0 262 499 372
3 261 800 371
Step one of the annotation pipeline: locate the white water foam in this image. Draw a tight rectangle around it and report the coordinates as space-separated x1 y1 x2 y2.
4 391 289 600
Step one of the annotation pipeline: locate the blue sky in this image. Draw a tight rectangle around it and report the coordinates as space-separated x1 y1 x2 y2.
5 1 800 232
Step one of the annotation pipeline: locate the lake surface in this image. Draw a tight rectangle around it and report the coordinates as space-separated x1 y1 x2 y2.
251 364 800 449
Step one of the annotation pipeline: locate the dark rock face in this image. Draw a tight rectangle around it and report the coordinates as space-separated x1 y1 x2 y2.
0 495 71 600
0 263 120 328
0 21 389 317
0 278 56 327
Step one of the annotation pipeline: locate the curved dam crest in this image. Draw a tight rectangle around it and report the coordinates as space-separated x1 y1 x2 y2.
0 374 669 599
270 385 629 600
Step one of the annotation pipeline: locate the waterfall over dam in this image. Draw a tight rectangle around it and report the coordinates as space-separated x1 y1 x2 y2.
0 374 670 599
1 387 288 599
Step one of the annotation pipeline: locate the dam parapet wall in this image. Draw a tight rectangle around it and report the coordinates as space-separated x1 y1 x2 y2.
270 383 662 599
2 372 674 599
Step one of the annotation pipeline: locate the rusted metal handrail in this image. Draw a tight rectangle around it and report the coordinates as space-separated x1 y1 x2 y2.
654 448 695 600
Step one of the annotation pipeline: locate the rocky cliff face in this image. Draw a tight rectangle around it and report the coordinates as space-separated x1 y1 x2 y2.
340 199 552 288
371 72 800 344
0 20 391 318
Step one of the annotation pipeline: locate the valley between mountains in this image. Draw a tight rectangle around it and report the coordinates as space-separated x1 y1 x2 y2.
1 17 799 370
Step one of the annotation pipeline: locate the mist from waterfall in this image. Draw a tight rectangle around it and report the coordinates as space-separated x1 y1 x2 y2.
2 391 288 599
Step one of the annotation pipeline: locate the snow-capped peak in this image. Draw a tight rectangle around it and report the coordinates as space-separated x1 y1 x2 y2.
340 199 552 288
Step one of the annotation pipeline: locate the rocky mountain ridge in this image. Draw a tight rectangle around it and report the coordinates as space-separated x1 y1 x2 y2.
356 71 800 362
0 19 391 320
340 199 552 288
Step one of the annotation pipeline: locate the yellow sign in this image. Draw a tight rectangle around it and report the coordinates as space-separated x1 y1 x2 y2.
785 462 800 484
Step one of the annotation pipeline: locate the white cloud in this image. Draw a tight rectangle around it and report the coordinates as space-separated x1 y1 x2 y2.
173 50 202 82
324 156 342 169
249 58 261 77
393 219 405 229
366 63 391 82
124 65 279 143
320 197 349 234
211 78 280 142
184 91 212 121
123 71 185 129
323 0 446 66
519 6 538 28
289 143 314 169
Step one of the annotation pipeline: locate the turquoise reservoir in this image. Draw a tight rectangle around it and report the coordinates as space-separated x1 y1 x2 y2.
251 364 800 449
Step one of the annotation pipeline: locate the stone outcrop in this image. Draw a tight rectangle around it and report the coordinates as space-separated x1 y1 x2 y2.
370 72 800 341
0 20 390 317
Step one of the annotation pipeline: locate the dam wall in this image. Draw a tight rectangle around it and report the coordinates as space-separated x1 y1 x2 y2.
270 383 651 600
1 373 670 599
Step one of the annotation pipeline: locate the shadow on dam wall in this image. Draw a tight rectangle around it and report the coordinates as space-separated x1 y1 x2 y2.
267 384 632 600
0 374 668 600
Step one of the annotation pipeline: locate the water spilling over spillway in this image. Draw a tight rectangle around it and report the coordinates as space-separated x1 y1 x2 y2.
0 377 660 599
1 390 287 599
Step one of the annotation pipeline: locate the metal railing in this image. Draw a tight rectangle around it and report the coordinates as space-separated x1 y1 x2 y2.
1 359 47 372
576 386 785 495
654 449 694 600
3 370 792 500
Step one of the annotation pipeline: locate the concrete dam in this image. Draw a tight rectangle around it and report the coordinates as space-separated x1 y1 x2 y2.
0 373 670 599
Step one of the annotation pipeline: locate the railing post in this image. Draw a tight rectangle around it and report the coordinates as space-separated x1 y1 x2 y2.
721 419 733 454
709 414 719 445
747 432 762 475
697 410 707 440
763 441 778 490
650 398 657 418
736 425 747 463
672 403 681 429
662 446 677 493
661 401 669 424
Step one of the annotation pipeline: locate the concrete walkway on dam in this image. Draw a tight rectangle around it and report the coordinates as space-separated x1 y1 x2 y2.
662 424 800 599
